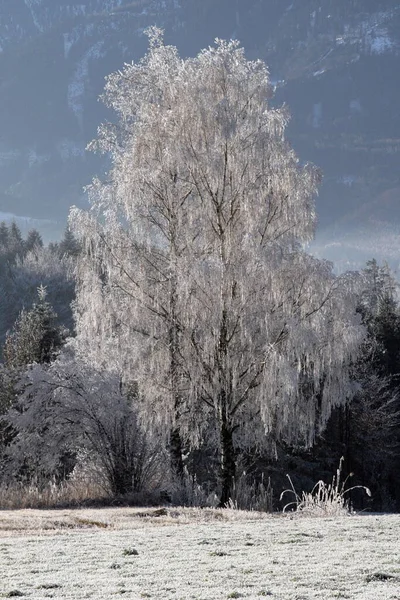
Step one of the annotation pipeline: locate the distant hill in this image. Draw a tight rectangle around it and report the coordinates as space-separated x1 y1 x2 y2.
0 0 399 267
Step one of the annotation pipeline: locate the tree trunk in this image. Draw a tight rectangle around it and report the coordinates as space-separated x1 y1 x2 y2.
216 299 236 507
218 411 236 507
110 457 135 496
170 425 184 478
168 262 185 480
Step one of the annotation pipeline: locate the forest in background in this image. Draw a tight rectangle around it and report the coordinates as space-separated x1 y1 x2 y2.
0 221 399 512
0 32 399 512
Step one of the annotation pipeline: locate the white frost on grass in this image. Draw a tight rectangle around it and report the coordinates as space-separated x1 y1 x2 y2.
0 509 399 599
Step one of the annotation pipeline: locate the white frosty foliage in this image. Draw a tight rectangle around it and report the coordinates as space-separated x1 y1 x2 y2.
71 30 363 460
7 349 163 493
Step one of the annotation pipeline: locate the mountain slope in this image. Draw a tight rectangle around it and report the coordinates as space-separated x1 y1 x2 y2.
0 0 399 267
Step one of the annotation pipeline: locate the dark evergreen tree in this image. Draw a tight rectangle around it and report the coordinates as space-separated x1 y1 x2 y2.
8 222 25 262
316 261 400 511
24 229 43 255
0 222 9 248
47 241 60 255
278 260 400 512
58 227 80 258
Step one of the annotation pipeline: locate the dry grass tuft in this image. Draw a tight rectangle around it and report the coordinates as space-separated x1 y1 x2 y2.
280 457 371 516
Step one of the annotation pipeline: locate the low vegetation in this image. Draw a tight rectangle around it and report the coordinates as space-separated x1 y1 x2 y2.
280 457 372 516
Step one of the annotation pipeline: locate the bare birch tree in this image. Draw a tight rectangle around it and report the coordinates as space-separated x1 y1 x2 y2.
71 30 363 504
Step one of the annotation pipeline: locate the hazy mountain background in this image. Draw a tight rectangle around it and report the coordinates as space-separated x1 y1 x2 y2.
0 0 399 272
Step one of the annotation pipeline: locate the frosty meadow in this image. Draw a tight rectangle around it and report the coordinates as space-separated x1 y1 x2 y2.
1 508 399 600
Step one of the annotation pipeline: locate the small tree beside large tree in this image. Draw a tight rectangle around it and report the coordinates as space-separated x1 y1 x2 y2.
71 30 363 505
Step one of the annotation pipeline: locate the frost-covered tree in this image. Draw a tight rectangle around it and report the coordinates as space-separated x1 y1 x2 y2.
4 285 67 369
0 244 75 350
71 30 363 504
0 286 68 478
359 259 397 320
0 286 67 441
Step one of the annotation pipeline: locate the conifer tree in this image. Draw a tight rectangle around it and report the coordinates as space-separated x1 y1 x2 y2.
24 229 43 255
317 260 400 510
0 222 9 248
8 222 24 261
4 285 66 369
58 227 80 258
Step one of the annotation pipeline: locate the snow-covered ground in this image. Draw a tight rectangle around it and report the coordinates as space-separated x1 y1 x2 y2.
0 508 399 599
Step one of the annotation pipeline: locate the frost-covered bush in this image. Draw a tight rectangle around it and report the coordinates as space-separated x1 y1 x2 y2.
3 350 165 496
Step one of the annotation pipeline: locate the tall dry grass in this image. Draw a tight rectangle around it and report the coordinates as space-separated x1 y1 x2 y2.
0 478 106 510
280 457 371 516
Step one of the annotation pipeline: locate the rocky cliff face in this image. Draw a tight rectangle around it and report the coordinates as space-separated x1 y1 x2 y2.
0 0 399 267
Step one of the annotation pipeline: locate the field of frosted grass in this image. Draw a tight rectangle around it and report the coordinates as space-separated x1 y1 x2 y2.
0 508 399 599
